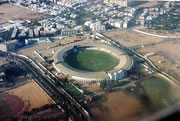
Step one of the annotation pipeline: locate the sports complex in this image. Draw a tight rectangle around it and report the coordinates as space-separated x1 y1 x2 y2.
53 43 133 82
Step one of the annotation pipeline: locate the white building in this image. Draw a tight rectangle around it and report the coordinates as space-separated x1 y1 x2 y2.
108 70 127 81
90 23 105 32
110 20 123 29
0 39 18 52
123 21 128 28
61 28 77 36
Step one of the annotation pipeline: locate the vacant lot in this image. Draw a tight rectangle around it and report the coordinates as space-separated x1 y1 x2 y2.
8 81 54 111
141 77 173 109
103 29 163 48
137 40 180 80
17 42 56 63
136 27 180 36
0 3 41 21
136 1 159 8
89 92 148 121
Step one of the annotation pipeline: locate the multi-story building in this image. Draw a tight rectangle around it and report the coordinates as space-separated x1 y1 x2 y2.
61 28 77 36
104 0 128 7
0 39 18 52
90 23 106 32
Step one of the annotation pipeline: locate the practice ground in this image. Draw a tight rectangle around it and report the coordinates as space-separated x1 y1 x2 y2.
8 81 54 111
0 3 41 21
0 94 23 120
65 50 119 72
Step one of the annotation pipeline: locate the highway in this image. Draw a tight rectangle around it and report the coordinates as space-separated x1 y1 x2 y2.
1 52 91 121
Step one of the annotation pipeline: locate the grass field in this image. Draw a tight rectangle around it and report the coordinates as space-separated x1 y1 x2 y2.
141 77 173 109
65 50 119 72
65 84 85 100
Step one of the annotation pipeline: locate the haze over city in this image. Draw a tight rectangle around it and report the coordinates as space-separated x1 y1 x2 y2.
0 0 180 121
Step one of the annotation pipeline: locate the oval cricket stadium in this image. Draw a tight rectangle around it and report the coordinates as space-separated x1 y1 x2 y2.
53 43 133 82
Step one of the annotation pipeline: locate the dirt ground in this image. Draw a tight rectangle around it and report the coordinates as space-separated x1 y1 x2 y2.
0 3 41 21
137 40 180 80
103 29 163 48
81 83 100 92
17 42 56 63
90 92 149 121
39 37 93 61
136 27 180 36
8 81 54 111
0 57 7 66
17 36 91 63
136 1 159 8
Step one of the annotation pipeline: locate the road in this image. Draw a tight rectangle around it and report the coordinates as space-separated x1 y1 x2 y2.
1 52 91 121
133 28 180 39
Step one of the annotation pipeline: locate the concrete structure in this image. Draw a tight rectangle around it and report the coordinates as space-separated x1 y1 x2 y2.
11 27 18 39
0 37 3 43
85 21 106 32
0 39 18 52
28 29 34 38
104 0 137 7
90 23 106 32
61 28 77 36
53 43 133 82
0 26 7 37
104 0 128 7
0 72 6 82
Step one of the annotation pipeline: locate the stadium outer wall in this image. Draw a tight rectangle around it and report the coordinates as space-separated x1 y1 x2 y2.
53 43 134 82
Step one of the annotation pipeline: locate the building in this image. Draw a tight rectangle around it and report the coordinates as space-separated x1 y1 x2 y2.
1 22 22 30
110 20 123 29
11 27 18 39
104 0 128 7
18 30 27 37
123 21 128 28
34 29 39 37
0 39 18 52
0 26 7 37
0 37 3 43
90 23 106 32
61 28 77 36
38 37 51 43
0 72 6 83
28 29 34 38
85 21 106 32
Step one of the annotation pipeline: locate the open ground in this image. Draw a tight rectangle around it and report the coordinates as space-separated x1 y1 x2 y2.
136 1 159 8
17 36 91 63
89 91 148 121
135 27 180 36
103 29 163 48
8 80 54 111
136 40 180 80
87 75 180 121
0 3 41 21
